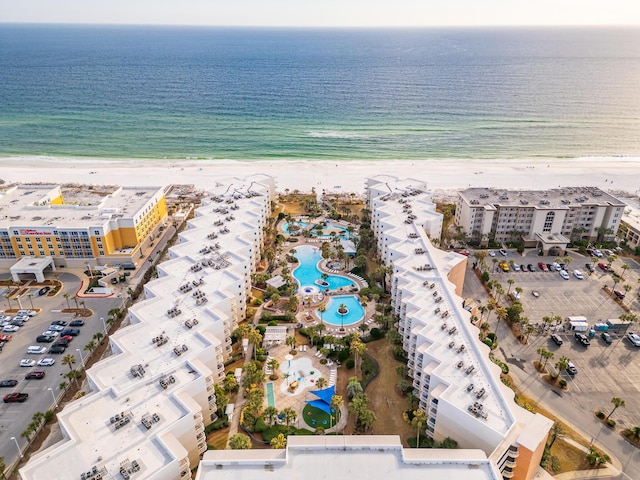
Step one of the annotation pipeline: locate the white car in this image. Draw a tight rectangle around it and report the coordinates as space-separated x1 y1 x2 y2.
559 270 570 280
42 330 59 338
17 309 37 317
0 315 12 322
37 358 55 367
626 332 640 347
573 270 584 280
499 249 508 256
20 359 37 367
27 346 47 354
47 324 65 332
488 250 496 257
552 262 562 271
14 315 30 322
594 249 604 257
3 325 20 332
513 264 521 272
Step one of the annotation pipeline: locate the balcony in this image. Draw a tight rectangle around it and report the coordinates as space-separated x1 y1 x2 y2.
503 459 517 469
501 467 515 479
507 447 519 458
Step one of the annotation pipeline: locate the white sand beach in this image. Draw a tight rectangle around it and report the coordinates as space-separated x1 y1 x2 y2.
2 157 640 200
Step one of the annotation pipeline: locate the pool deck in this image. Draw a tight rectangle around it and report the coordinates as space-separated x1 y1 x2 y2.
263 340 347 432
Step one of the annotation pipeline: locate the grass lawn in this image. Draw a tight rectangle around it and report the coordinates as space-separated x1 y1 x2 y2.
302 403 339 429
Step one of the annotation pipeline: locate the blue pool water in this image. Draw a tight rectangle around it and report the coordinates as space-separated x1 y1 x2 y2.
311 224 355 240
320 296 365 327
292 245 355 290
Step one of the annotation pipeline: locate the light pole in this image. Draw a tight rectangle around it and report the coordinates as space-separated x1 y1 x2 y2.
10 436 23 458
76 349 85 369
48 387 58 408
100 316 107 335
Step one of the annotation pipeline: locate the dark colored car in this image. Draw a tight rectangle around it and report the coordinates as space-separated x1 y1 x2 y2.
36 335 55 343
51 320 68 326
585 263 595 273
613 290 625 300
53 339 70 347
600 332 613 344
25 371 45 380
39 286 50 296
527 264 535 272
49 345 67 354
69 319 85 327
550 334 563 346
60 328 80 337
546 263 554 271
0 379 19 388
3 392 28 403
574 332 590 346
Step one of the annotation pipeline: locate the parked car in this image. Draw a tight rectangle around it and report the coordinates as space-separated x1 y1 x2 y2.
3 392 28 403
566 362 578 375
53 339 70 347
69 319 85 327
600 332 613 344
14 315 29 322
38 286 50 296
552 262 562 271
538 262 548 272
61 328 80 337
20 359 36 367
3 325 19 333
585 263 595 273
499 249 508 256
37 358 55 367
25 371 45 380
488 250 496 257
17 309 37 317
626 332 640 347
598 262 609 271
559 270 570 280
594 249 604 257
0 379 19 388
527 264 535 272
513 264 521 272
613 290 625 300
49 345 66 354
47 324 65 332
498 261 510 272
575 332 590 346
0 334 12 342
36 335 55 343
59 335 73 342
0 315 11 322
531 290 540 298
51 320 68 327
42 330 59 337
550 334 564 346
573 270 584 280
27 345 47 354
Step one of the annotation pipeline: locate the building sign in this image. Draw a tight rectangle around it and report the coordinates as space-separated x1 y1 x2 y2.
18 229 54 236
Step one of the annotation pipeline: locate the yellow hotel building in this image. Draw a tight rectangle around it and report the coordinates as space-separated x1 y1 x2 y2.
0 184 167 268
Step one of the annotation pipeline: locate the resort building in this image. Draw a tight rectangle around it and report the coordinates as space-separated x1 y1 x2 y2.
20 175 276 480
455 187 625 252
0 184 167 268
367 176 552 480
619 206 640 250
196 436 503 480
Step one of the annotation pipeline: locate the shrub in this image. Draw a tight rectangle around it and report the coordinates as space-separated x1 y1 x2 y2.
393 346 407 362
262 424 288 443
253 298 262 306
606 419 616 428
596 410 605 419
254 417 268 433
204 418 229 434
559 379 567 388
370 327 383 339
345 359 355 369
338 349 350 362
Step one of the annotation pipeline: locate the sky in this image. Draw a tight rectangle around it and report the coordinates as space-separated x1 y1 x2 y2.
2 0 640 27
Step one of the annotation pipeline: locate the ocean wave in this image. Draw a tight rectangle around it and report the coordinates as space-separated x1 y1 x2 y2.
307 131 363 139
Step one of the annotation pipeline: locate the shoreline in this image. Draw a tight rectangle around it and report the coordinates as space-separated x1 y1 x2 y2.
1 156 639 200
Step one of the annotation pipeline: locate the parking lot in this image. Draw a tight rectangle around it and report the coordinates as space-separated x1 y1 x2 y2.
464 248 640 433
0 271 125 469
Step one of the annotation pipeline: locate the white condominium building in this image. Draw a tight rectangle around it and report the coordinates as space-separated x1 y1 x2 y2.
367 176 552 480
20 175 275 480
455 187 625 250
196 436 503 480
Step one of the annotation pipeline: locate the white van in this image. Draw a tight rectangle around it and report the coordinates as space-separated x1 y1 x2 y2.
27 345 47 354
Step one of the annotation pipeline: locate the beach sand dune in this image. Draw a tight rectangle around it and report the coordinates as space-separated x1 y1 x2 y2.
2 157 639 200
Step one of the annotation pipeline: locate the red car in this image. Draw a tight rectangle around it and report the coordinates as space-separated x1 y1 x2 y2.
25 371 46 380
597 262 609 271
538 262 549 272
0 334 13 342
3 392 29 403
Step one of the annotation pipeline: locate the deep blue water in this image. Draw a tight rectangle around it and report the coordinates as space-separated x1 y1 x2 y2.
0 24 639 159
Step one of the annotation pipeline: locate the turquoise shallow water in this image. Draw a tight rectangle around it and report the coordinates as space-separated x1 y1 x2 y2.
1 25 639 160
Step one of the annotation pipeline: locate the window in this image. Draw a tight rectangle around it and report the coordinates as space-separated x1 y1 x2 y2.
543 212 555 232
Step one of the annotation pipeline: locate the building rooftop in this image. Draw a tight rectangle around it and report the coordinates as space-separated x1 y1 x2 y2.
0 184 164 228
459 186 625 209
196 436 502 480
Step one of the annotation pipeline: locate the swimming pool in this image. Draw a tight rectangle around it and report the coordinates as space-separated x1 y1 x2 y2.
266 382 276 408
282 220 308 236
320 295 365 327
311 223 356 240
293 245 355 290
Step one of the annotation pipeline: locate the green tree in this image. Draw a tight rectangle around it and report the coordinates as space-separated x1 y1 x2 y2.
62 353 76 372
229 433 252 450
84 340 96 354
346 376 363 398
536 348 553 370
281 407 297 431
348 393 369 426
548 422 564 449
263 406 279 426
316 377 327 389
270 433 287 449
330 395 344 429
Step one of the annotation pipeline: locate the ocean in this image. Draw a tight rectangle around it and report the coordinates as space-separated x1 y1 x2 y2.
0 25 639 160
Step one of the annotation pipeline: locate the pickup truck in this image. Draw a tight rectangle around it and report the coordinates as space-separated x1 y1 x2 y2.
3 392 29 403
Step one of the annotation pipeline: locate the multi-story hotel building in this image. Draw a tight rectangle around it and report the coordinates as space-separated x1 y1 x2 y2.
20 175 275 480
367 176 552 480
455 187 625 251
619 206 640 250
0 184 167 268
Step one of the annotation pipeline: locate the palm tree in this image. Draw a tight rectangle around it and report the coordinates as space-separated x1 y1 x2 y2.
536 348 553 370
84 340 96 354
229 433 252 450
358 323 369 337
285 335 296 351
263 406 279 426
411 409 427 448
548 422 565 449
350 338 366 378
270 433 287 449
62 353 76 372
281 407 297 431
620 263 630 280
93 332 104 344
495 307 507 331
316 377 327 389
267 358 280 378
606 397 626 420
506 279 515 295
318 304 326 323
330 395 343 429
348 392 368 426
346 376 363 398
555 356 570 379
338 303 348 331
63 292 71 309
